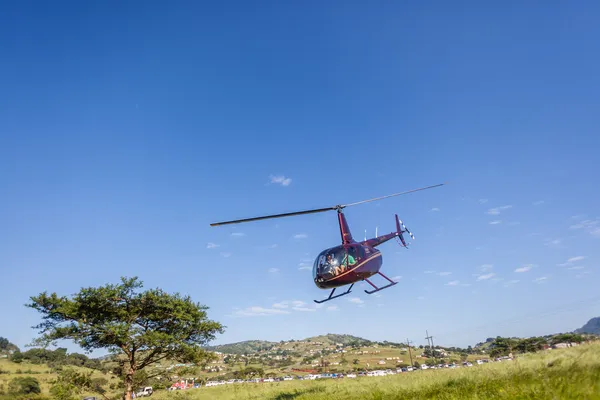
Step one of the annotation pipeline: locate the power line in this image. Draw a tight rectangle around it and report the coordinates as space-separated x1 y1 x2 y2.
425 330 435 363
406 338 413 367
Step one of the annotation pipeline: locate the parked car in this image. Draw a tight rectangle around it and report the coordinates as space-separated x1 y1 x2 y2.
135 387 153 397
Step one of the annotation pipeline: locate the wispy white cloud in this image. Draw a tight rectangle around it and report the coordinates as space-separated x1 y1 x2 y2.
445 280 460 286
438 271 452 276
268 267 279 273
533 276 548 283
489 220 502 225
558 256 585 267
568 266 585 270
575 271 592 279
207 242 219 249
477 273 496 281
390 275 402 281
298 262 312 271
479 199 488 204
504 279 520 287
487 205 512 215
220 252 232 258
424 270 435 274
430 207 440 212
288 300 317 312
480 264 493 271
232 306 291 317
569 218 600 237
515 264 534 273
230 232 245 237
348 297 364 304
294 233 308 239
544 238 562 246
326 305 339 311
533 200 545 206
269 175 292 186
233 298 329 316
294 307 316 312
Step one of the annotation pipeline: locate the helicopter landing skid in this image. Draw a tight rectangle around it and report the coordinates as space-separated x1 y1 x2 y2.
314 283 355 304
364 272 398 294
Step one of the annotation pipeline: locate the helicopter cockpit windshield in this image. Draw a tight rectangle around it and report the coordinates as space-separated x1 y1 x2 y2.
313 246 359 281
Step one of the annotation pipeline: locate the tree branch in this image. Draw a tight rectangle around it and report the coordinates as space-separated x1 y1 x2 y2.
138 352 170 370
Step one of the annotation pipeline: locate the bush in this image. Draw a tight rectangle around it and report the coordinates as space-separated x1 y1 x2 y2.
10 351 23 364
8 376 41 395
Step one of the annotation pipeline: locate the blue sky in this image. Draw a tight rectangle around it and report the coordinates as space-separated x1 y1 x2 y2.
1 1 599 355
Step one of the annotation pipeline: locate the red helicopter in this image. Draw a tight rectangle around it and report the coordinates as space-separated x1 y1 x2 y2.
210 183 445 303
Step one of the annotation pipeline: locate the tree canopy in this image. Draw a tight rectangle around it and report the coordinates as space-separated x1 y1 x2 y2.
26 276 224 400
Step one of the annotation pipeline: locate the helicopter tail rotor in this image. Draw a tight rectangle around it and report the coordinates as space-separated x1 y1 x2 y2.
395 214 414 248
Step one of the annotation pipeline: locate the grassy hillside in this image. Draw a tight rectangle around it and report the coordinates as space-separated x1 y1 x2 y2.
1 331 597 398
0 358 118 399
150 341 600 400
203 334 374 356
204 340 277 355
303 334 374 347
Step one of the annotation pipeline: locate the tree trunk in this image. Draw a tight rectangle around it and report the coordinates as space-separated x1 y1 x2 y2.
123 368 135 400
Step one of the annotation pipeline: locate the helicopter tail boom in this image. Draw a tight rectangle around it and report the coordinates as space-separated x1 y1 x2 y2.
361 214 414 248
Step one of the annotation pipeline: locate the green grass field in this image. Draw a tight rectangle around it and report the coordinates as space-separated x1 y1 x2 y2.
0 358 118 399
151 342 600 400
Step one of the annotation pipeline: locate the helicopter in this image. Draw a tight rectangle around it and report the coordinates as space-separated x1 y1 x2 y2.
210 182 445 303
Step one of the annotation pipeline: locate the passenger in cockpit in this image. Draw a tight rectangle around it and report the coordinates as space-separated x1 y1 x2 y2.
340 251 357 271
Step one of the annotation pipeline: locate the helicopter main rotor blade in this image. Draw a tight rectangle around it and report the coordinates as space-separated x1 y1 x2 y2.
342 182 446 208
209 182 446 227
209 206 336 226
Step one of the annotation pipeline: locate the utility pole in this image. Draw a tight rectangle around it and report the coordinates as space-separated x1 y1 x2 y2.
425 330 435 364
406 338 413 367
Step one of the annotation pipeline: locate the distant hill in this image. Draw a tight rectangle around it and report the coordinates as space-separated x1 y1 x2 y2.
575 317 600 335
204 340 277 355
304 333 374 347
203 334 374 355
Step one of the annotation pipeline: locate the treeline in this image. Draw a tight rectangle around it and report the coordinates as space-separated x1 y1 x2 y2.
9 347 102 371
0 337 19 354
487 333 589 358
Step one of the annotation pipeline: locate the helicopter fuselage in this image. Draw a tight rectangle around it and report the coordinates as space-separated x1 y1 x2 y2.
313 243 382 289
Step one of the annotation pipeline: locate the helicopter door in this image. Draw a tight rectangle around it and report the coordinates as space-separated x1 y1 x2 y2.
343 246 359 269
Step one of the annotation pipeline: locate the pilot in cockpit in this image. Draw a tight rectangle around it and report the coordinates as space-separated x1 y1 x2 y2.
324 253 337 275
326 253 336 267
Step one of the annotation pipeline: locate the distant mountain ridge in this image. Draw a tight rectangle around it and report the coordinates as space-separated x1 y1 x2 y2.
575 317 600 335
203 333 374 355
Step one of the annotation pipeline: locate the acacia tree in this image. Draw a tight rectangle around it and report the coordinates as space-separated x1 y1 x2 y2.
26 276 224 400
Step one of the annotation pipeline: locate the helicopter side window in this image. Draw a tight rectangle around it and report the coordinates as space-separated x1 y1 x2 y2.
340 247 358 270
314 248 359 278
354 246 365 259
